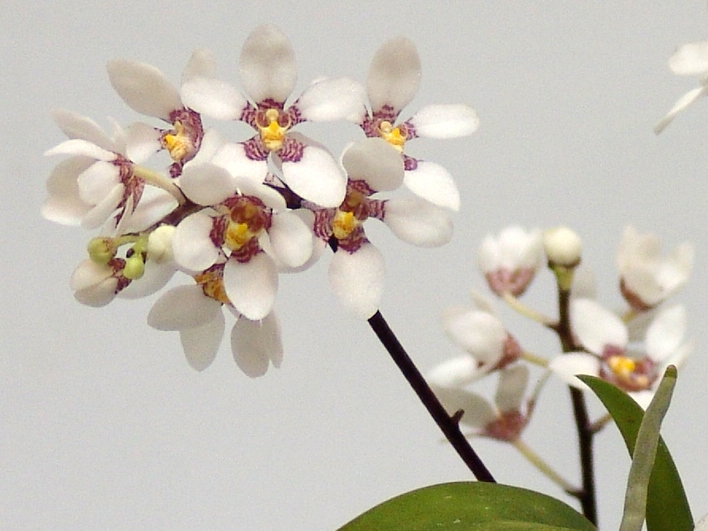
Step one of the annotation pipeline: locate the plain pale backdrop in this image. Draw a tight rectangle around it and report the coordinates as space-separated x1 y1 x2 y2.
2 1 708 529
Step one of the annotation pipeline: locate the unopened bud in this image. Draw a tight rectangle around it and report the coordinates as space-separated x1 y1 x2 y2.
147 225 175 263
123 254 145 280
543 226 582 267
87 237 117 265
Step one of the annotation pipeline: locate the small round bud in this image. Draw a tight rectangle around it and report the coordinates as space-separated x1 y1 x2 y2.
543 226 582 267
147 225 175 263
87 237 117 265
123 254 145 280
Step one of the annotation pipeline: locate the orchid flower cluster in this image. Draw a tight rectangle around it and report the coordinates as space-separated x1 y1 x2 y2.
41 21 706 531
42 24 478 375
426 224 694 488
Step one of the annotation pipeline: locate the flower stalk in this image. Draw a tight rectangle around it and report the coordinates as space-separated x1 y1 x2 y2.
367 311 496 483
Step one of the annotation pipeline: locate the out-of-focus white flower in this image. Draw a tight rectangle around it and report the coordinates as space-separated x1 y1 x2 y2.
181 24 364 208
43 110 178 232
107 49 215 176
478 226 543 296
695 513 708 531
655 41 708 133
147 265 283 375
311 138 452 319
617 226 694 310
429 365 530 442
543 226 582 267
350 37 479 211
549 298 691 408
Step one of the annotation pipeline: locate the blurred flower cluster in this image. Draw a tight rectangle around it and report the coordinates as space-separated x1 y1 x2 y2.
427 224 693 452
42 25 479 375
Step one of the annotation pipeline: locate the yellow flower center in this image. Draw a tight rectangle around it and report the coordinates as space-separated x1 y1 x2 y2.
378 120 406 152
258 108 290 151
163 121 191 162
332 211 359 240
194 269 230 305
606 355 650 389
225 221 255 251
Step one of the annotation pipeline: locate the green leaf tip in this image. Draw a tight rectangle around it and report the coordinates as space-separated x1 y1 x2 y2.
579 374 693 531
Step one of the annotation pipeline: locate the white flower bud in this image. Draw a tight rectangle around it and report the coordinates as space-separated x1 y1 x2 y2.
147 225 176 264
543 226 582 267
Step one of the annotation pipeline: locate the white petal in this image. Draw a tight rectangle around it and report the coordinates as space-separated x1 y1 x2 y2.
70 259 113 290
180 310 224 371
125 122 162 163
231 313 283 377
404 160 460 211
570 298 628 353
443 310 506 365
71 260 118 307
45 139 117 161
278 138 346 207
181 48 217 84
211 142 269 183
669 41 708 75
294 77 367 122
172 212 220 271
120 187 178 233
341 138 404 192
548 353 601 391
655 86 708 133
147 284 222 331
268 211 313 268
42 157 93 225
223 253 278 320
645 305 686 362
185 128 224 168
408 104 480 138
329 244 385 319
181 77 249 121
51 109 115 151
107 59 182 121
426 355 483 388
239 24 297 104
495 365 529 413
80 184 124 229
76 161 121 205
383 196 453 247
367 36 421 115
430 386 496 429
179 163 237 205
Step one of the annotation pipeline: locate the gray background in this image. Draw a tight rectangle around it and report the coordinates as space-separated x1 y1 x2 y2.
2 1 707 529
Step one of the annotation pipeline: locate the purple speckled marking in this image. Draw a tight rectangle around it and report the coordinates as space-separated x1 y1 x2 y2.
313 209 335 240
403 155 418 171
278 136 304 163
338 228 368 254
229 238 261 264
239 103 259 129
368 199 386 221
242 137 269 162
209 215 227 248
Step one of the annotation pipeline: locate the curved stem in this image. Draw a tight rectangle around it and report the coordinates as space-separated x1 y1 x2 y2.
367 311 496 483
513 438 579 494
501 291 555 326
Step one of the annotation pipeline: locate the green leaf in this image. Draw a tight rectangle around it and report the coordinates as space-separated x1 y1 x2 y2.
578 374 693 531
338 482 596 531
